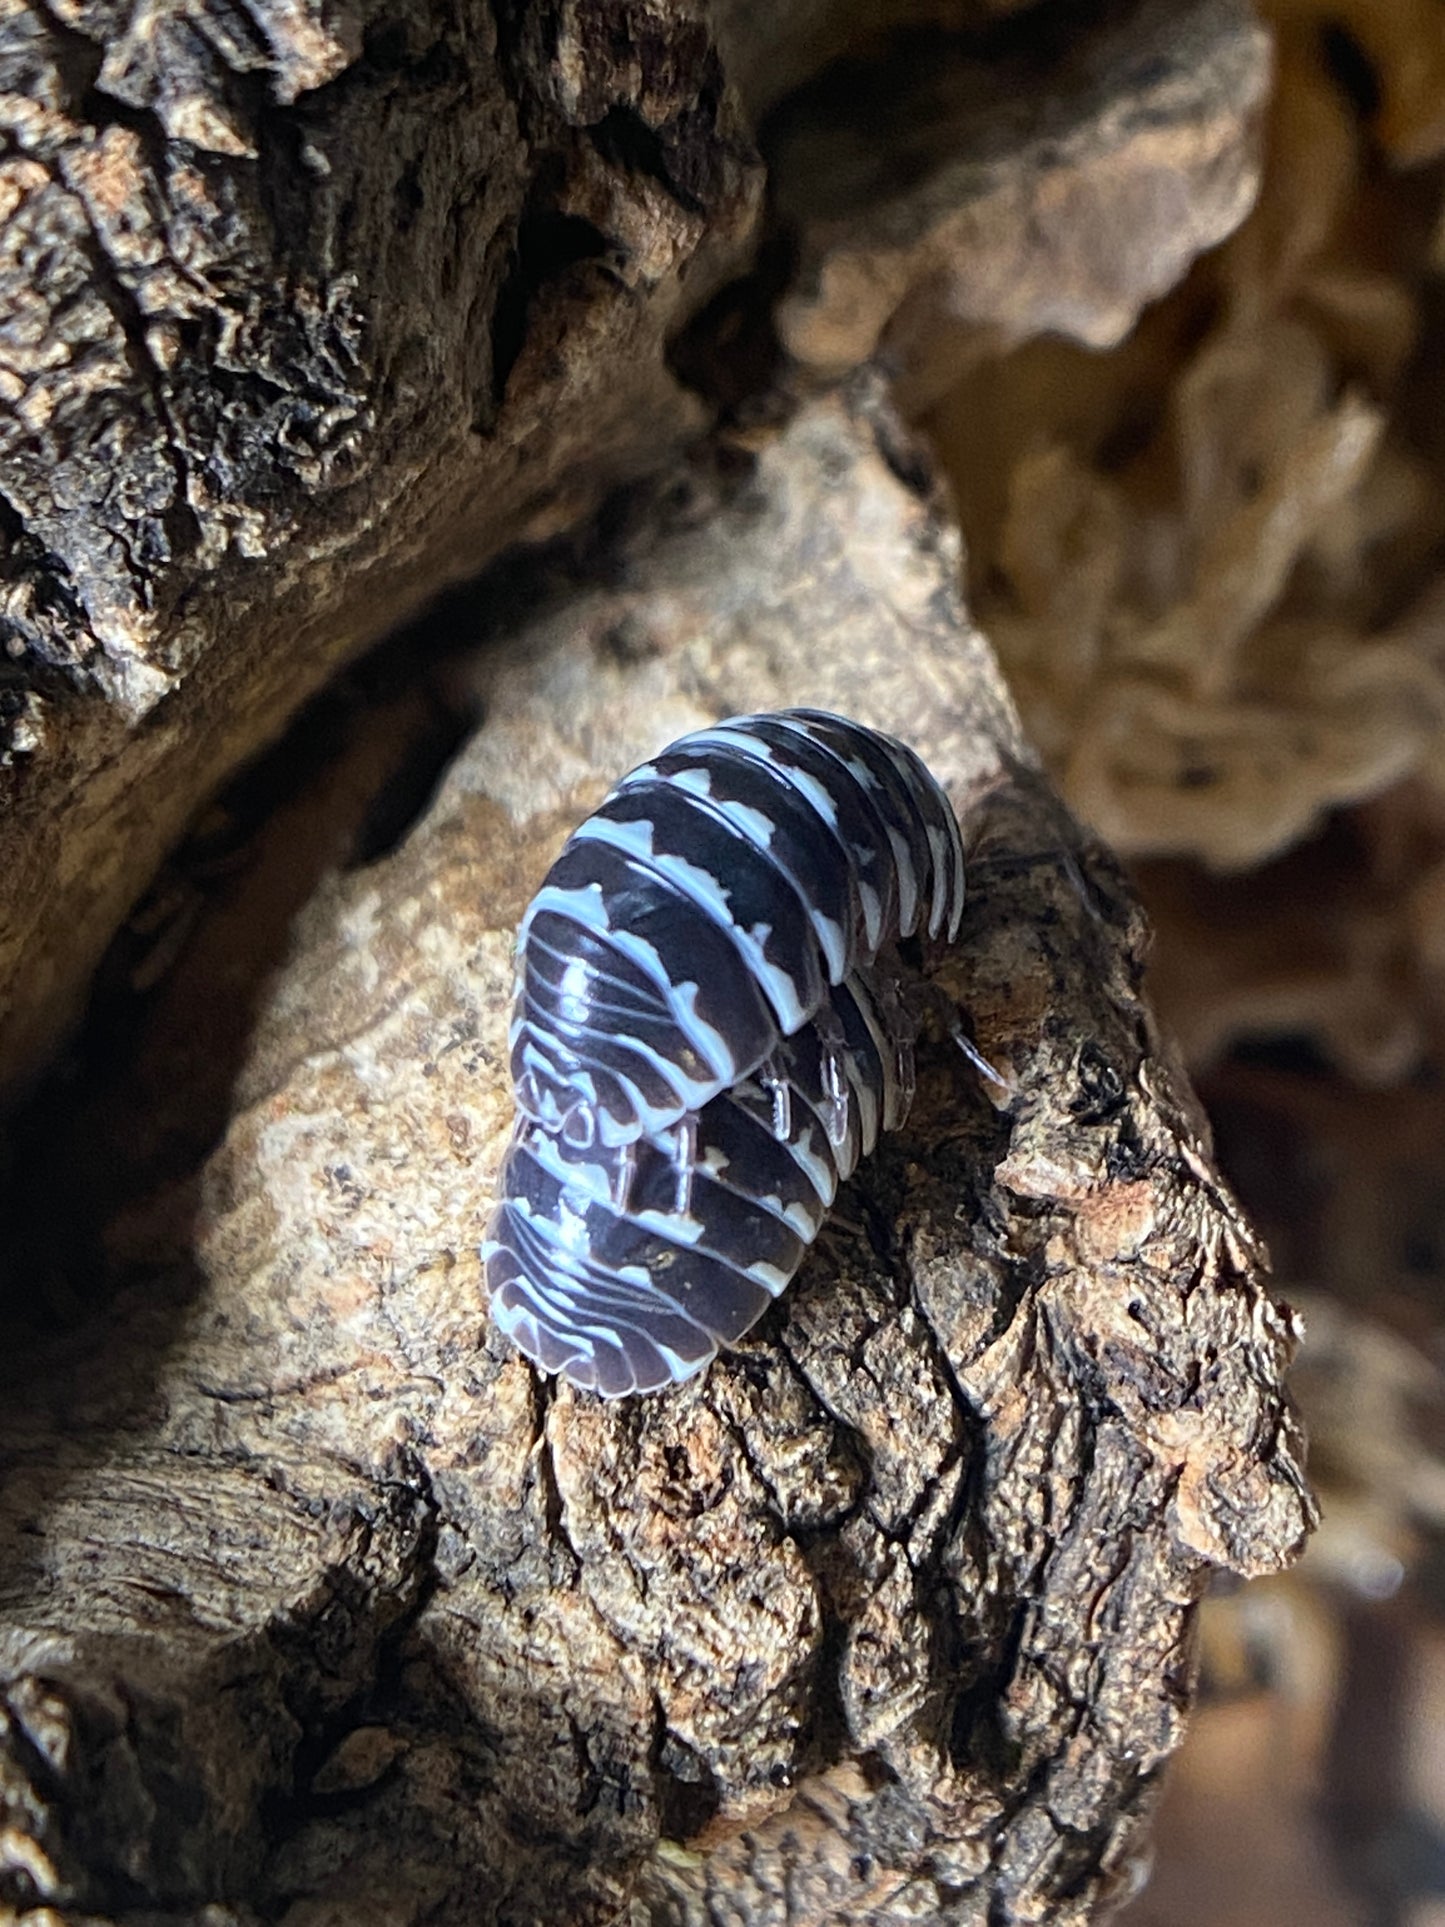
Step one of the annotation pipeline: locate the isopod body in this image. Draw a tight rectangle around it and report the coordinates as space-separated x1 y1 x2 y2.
485 709 966 1396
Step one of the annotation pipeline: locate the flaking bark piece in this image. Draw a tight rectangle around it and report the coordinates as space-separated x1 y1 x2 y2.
0 383 1314 1924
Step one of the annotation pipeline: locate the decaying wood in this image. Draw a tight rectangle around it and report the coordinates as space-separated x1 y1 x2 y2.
1 0 1271 1100
0 385 1314 1924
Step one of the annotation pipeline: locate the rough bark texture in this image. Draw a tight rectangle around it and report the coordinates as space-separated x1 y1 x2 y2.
0 385 1315 1924
1 0 1271 1098
0 0 762 1096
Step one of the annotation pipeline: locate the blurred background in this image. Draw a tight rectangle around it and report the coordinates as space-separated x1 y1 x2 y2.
920 6 1445 1919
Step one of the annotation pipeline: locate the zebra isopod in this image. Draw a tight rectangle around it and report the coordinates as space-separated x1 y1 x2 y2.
483 708 967 1397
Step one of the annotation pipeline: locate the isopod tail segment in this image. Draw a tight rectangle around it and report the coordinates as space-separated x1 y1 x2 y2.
485 958 919 1397
485 709 968 1397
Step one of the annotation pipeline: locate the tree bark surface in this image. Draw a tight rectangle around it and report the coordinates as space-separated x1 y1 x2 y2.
1 0 1269 1099
0 384 1315 1925
0 0 762 1095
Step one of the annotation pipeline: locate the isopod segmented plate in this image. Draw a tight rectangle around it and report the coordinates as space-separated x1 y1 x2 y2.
483 709 966 1396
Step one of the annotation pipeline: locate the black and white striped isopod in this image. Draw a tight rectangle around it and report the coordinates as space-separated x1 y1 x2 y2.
484 709 967 1396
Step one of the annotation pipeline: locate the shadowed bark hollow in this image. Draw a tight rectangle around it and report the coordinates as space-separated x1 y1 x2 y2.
0 384 1315 1924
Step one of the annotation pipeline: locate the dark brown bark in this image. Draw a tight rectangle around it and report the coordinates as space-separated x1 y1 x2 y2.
0 384 1313 1924
0 0 761 1094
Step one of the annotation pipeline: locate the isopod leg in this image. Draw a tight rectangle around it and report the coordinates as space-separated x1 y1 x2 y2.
886 978 917 1115
905 976 1010 1094
949 1013 1010 1091
611 1140 637 1215
811 999 852 1148
759 1053 792 1141
671 1113 698 1215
